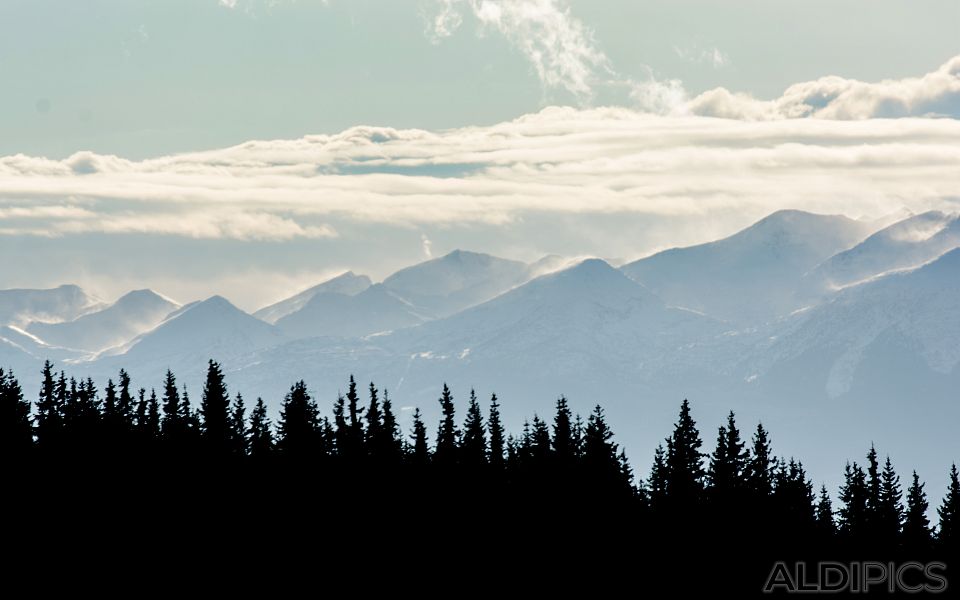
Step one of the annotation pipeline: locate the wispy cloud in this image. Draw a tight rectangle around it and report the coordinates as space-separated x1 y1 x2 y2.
426 0 611 101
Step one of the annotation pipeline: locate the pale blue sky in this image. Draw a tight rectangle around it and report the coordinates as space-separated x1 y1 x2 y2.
2 0 957 158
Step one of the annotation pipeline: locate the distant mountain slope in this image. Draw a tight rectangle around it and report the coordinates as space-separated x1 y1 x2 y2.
382 250 531 317
26 290 179 352
276 284 426 339
620 210 875 323
0 284 103 327
750 247 960 400
254 272 372 324
803 210 960 293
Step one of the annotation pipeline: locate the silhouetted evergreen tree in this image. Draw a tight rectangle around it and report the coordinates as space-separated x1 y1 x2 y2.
583 405 622 493
746 423 774 499
552 396 574 468
160 370 181 442
487 394 505 469
409 408 429 466
816 485 836 538
0 369 31 457
377 390 403 464
277 380 319 458
707 411 748 501
664 399 704 506
866 444 882 534
200 360 231 452
365 382 381 459
248 398 274 458
344 376 364 461
528 415 551 466
35 360 62 449
134 387 148 436
647 444 668 512
434 384 458 467
146 389 160 440
938 463 960 549
903 471 932 551
460 389 486 468
877 456 903 545
229 393 247 456
117 369 134 431
839 461 869 541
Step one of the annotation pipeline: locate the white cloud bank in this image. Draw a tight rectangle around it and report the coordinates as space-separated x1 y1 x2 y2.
685 55 960 120
0 55 958 241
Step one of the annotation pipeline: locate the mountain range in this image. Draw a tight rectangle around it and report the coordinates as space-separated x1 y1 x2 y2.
2 209 958 495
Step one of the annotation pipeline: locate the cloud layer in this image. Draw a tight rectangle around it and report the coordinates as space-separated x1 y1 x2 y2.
686 55 960 120
2 99 960 241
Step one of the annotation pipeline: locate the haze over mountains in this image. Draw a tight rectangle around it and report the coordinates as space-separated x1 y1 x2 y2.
2 209 959 494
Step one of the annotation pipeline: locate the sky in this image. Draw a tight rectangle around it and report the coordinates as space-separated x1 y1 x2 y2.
1 0 959 310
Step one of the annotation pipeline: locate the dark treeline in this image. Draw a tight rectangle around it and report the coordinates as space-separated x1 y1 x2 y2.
2 359 958 594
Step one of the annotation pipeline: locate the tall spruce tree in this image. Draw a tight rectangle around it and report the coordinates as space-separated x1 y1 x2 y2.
378 390 403 463
160 370 181 441
277 380 318 457
365 382 382 458
409 408 429 466
487 394 505 468
552 396 574 467
583 405 621 488
866 444 882 531
664 399 704 505
816 485 836 538
248 398 274 458
434 384 458 467
117 369 134 430
903 471 932 551
839 461 869 540
938 463 960 549
35 360 62 449
746 423 774 499
345 376 364 460
877 456 904 544
0 369 32 457
229 393 248 456
460 389 487 468
200 360 231 451
146 389 160 440
647 444 669 512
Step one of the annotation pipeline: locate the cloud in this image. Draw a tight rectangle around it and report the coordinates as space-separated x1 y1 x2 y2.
673 45 729 69
2 102 959 243
427 0 610 101
686 55 960 120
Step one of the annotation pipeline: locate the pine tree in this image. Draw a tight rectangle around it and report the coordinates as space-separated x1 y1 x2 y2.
378 390 403 463
647 444 668 512
866 444 882 530
248 398 274 458
664 399 704 505
146 389 160 440
746 423 774 499
365 382 382 458
229 393 247 455
583 405 621 490
134 387 148 436
816 485 836 537
117 369 134 430
277 380 318 457
903 471 931 551
345 375 364 460
838 461 869 540
409 408 429 466
434 384 458 467
529 415 551 465
200 359 231 451
35 360 62 449
938 463 960 549
552 396 574 467
0 369 32 457
160 370 181 442
487 394 505 468
708 411 748 498
460 389 486 468
877 456 904 544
